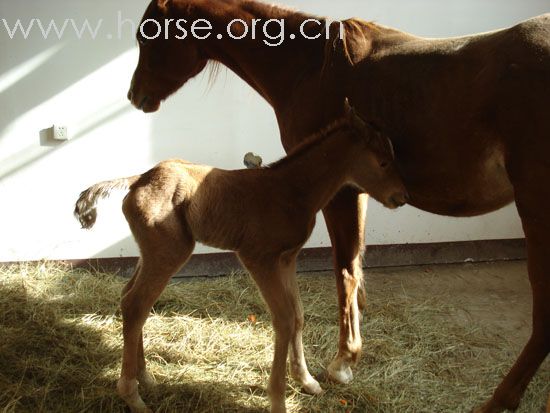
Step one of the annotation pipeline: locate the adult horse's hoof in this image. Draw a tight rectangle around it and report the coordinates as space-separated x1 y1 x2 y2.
471 398 506 413
327 359 353 384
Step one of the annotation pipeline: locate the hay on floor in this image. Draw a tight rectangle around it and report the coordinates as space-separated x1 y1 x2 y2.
0 262 547 412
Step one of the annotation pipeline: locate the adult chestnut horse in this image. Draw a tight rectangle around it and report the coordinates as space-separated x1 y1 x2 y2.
127 0 550 411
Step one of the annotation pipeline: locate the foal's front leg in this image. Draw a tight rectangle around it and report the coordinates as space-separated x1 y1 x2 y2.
286 268 322 395
240 256 308 413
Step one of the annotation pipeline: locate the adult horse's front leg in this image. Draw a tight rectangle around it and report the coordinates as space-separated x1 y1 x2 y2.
322 186 368 384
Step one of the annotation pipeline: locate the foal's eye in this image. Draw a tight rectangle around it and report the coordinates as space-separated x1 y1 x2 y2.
379 161 389 169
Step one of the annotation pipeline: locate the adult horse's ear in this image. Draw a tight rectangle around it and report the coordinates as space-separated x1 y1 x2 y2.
157 0 171 13
322 18 373 77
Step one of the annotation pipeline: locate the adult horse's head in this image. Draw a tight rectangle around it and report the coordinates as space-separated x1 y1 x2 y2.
128 0 208 112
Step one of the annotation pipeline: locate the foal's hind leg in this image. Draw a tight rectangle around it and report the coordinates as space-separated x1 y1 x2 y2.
121 260 155 387
117 227 194 413
475 159 550 412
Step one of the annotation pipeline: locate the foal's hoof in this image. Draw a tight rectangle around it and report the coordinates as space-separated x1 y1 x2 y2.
302 377 323 395
117 378 153 413
327 362 353 384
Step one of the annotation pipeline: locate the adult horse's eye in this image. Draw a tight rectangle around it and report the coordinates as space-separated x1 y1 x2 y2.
137 33 147 45
380 161 389 169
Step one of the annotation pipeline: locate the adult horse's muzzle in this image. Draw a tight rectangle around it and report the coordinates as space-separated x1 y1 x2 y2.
127 88 160 113
127 73 161 113
388 191 410 209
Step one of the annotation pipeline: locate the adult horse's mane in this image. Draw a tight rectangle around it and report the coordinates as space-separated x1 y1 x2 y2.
240 0 313 21
205 60 223 88
179 0 325 88
267 117 349 170
178 0 317 22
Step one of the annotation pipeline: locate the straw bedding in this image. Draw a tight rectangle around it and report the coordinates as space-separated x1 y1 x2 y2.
0 263 547 412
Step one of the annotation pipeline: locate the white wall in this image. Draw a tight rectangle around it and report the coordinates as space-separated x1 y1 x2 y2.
1 0 546 261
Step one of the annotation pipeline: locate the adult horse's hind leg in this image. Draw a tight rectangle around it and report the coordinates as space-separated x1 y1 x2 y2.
322 187 368 384
117 219 195 413
475 157 550 412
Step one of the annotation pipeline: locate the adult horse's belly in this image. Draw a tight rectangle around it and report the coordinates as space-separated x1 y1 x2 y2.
397 138 515 217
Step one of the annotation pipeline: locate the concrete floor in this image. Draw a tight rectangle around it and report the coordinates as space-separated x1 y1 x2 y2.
362 260 533 351
308 260 549 410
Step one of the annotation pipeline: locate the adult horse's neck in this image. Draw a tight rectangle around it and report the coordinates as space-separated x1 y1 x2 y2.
173 0 337 125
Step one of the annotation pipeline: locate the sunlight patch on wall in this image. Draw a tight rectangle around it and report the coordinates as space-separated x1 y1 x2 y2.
0 44 64 94
0 49 138 176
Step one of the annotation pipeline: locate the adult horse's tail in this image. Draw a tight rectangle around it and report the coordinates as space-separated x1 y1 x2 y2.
74 175 140 229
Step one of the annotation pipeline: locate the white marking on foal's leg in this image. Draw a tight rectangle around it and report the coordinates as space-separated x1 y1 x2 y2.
289 336 323 394
117 377 152 413
291 366 323 395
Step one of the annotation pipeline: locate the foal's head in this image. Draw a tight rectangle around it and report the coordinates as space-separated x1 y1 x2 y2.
344 103 409 209
128 0 209 112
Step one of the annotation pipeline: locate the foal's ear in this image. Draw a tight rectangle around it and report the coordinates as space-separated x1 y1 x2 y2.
344 99 371 140
343 97 354 118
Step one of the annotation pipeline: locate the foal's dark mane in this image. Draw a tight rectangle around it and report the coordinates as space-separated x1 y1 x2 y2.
267 117 350 170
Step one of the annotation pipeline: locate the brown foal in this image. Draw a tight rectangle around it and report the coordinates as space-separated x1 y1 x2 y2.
74 108 408 413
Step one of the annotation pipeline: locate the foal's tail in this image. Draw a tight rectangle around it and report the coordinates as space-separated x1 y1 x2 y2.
74 175 141 229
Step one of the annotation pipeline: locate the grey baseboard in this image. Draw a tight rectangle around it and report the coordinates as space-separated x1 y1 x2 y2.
1 239 526 277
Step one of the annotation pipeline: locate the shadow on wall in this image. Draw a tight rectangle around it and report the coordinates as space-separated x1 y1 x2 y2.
0 0 153 184
0 0 151 135
0 43 132 138
0 104 132 180
0 50 140 180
